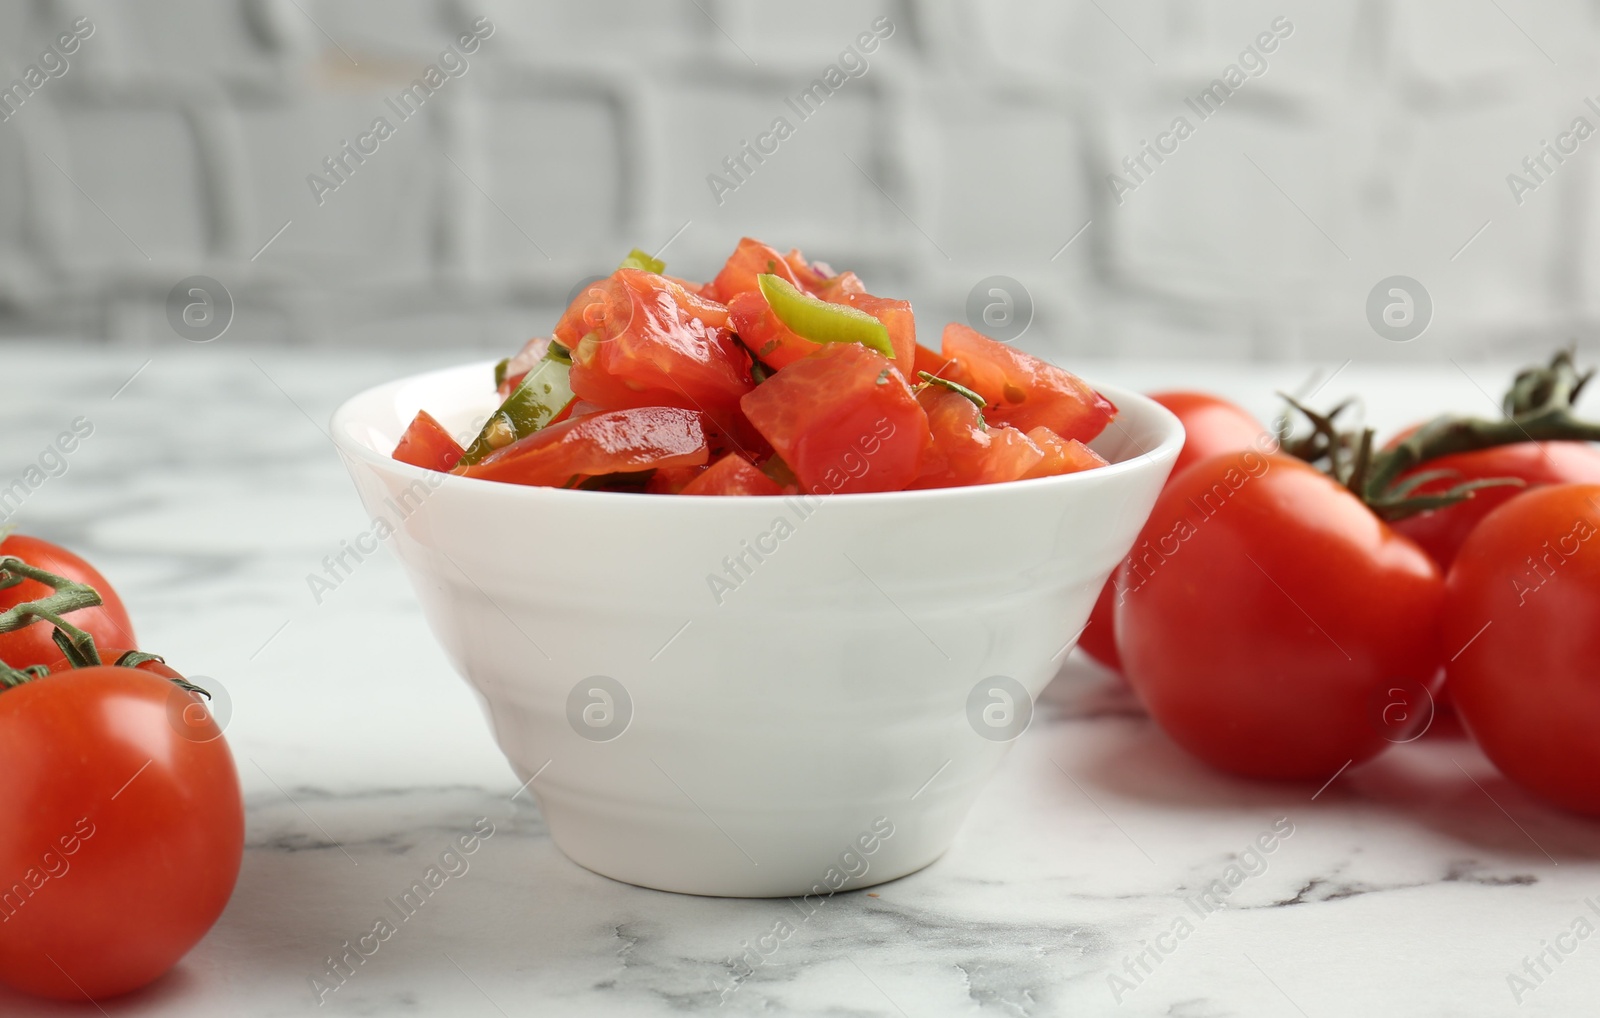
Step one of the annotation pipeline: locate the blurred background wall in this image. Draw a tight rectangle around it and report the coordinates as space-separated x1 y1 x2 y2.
0 0 1595 362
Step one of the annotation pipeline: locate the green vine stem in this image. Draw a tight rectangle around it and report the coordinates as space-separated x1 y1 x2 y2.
1283 350 1600 521
0 556 105 668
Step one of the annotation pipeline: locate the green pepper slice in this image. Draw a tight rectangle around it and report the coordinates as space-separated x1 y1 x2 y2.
458 352 576 465
619 248 665 274
756 273 895 359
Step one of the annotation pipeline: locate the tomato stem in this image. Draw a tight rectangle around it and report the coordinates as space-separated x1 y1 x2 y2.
0 660 49 689
1283 351 1600 521
0 556 105 667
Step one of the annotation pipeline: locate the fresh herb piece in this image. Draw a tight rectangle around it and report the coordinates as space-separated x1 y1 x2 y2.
917 370 986 409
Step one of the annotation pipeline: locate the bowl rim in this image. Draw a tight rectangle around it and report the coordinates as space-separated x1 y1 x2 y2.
330 359 1186 506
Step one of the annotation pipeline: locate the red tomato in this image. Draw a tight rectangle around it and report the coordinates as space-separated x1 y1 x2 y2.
727 290 821 370
0 666 243 1000
741 344 930 495
0 536 137 670
44 648 176 678
706 237 800 304
829 292 916 382
1022 426 1107 479
1391 442 1600 571
1445 484 1600 815
1150 391 1270 476
559 269 752 414
940 323 1116 443
461 407 711 487
1079 392 1267 671
1117 452 1443 779
392 410 465 471
680 453 784 496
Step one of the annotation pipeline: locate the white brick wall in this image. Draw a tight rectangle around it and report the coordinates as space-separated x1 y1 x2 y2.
0 0 1596 361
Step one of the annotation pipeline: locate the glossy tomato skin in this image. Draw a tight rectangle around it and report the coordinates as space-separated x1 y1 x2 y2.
1150 391 1270 476
1391 442 1600 571
0 667 243 1000
740 344 929 495
940 323 1116 443
1023 427 1107 479
1117 452 1443 779
1079 393 1267 671
461 407 710 487
0 536 137 670
392 410 465 471
562 269 753 414
1445 484 1600 815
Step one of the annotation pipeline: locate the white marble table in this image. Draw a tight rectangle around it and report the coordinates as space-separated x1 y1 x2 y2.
2 342 1596 1017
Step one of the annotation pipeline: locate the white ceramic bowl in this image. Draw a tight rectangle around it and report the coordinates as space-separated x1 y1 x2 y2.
332 362 1182 897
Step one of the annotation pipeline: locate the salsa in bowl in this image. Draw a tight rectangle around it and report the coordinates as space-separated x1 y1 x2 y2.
330 240 1183 897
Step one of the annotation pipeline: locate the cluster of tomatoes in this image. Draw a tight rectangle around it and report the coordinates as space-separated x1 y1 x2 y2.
394 237 1119 494
1080 355 1600 818
0 534 242 1001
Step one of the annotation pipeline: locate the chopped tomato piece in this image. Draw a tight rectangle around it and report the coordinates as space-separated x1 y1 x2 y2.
564 269 753 415
913 342 954 379
940 323 1116 443
981 426 1047 484
647 464 708 493
784 249 866 301
393 410 465 471
666 275 711 298
828 292 916 381
459 407 710 487
740 344 929 495
1023 426 1108 479
707 237 800 304
912 389 1044 487
547 396 582 426
499 336 551 398
727 290 822 370
812 270 866 301
680 453 784 496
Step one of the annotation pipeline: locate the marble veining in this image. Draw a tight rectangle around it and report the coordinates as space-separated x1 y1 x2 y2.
1 344 1596 1016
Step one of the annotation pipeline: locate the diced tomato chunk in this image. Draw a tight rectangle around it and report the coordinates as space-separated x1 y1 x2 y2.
563 269 752 415
828 292 915 381
727 290 822 370
459 407 710 487
981 426 1046 484
499 336 551 398
740 344 929 495
912 389 1044 488
912 388 987 488
707 237 800 304
393 410 465 471
784 250 866 301
1022 426 1109 479
647 464 708 493
680 453 784 496
940 323 1116 443
913 342 954 380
